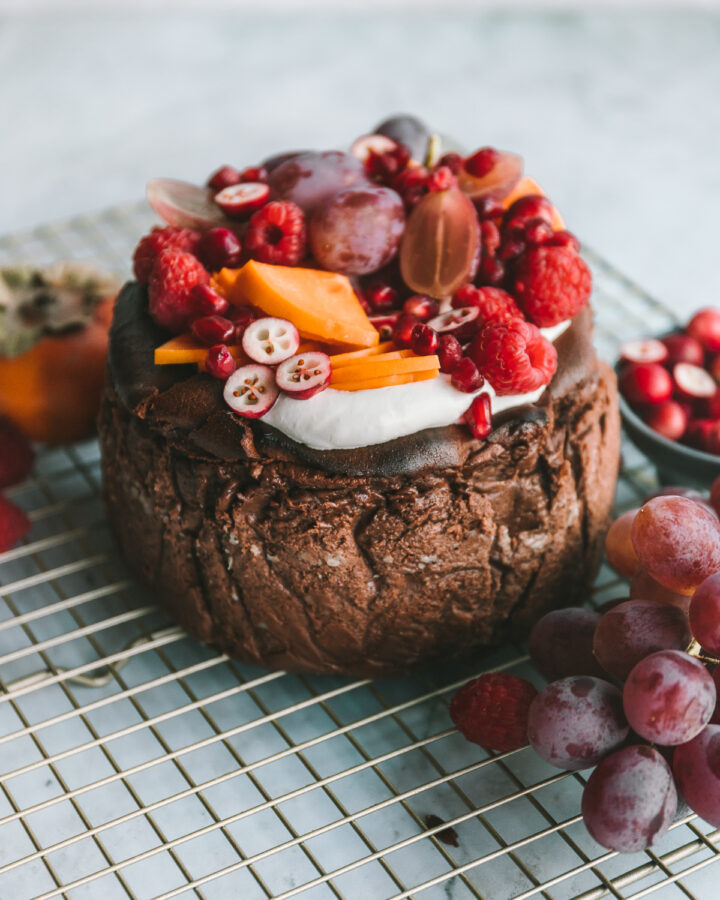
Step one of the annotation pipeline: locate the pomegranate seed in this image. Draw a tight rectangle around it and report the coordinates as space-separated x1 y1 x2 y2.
464 148 500 178
205 344 237 379
641 401 688 441
687 308 720 352
190 284 230 318
473 196 505 220
437 334 463 373
207 165 241 191
426 166 458 193
214 182 270 219
546 230 581 251
191 315 235 347
392 313 420 349
620 338 669 366
619 362 673 406
477 255 505 286
524 216 554 246
228 306 256 343
673 362 716 401
403 295 438 321
365 283 399 312
239 165 268 183
411 323 439 356
663 332 705 367
480 220 501 255
451 357 484 393
503 194 554 227
438 152 464 175
464 392 492 439
369 313 400 341
197 227 243 270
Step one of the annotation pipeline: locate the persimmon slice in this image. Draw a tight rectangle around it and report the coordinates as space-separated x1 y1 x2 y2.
155 333 244 365
332 369 438 392
329 353 439 385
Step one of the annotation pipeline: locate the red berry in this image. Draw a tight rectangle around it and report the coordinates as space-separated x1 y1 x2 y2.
196 227 243 271
641 401 688 441
426 165 458 193
189 284 230 319
366 143 412 181
523 216 554 246
498 236 526 263
411 323 439 356
391 165 428 210
464 147 500 179
403 295 438 321
207 165 241 191
663 333 705 367
190 315 235 347
513 245 592 327
244 201 307 266
503 194 554 227
673 362 716 403
0 418 34 489
392 313 420 349
687 308 720 352
684 418 717 452
427 307 481 343
132 226 201 285
239 165 268 183
450 357 483 393
477 255 505 286
468 318 557 396
0 495 31 553
619 362 673 406
148 249 209 333
545 230 581 251
708 391 720 420
452 285 523 325
711 475 720 515
365 282 399 313
205 344 237 380
450 672 538 752
227 306 257 343
437 334 463 373
619 338 669 366
480 220 501 255
438 152 464 174
473 196 505 220
214 182 270 219
464 392 493 439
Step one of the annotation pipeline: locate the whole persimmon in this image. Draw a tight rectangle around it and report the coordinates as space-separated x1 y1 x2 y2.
0 263 118 444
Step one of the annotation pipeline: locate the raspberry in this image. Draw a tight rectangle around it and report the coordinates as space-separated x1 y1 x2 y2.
0 495 31 553
245 201 307 266
452 285 523 325
148 249 210 333
426 165 458 193
450 672 538 752
132 226 201 285
513 245 592 328
0 418 34 489
468 317 558 396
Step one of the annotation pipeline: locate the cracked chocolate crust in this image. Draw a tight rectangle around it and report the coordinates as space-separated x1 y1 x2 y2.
99 284 620 676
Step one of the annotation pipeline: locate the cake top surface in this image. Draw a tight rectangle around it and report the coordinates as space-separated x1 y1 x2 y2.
125 114 592 454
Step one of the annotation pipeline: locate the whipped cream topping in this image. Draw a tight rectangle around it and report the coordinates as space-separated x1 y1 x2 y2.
263 320 571 451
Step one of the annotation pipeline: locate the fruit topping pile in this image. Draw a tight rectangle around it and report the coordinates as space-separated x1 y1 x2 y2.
451 482 720 854
619 307 720 450
136 115 592 434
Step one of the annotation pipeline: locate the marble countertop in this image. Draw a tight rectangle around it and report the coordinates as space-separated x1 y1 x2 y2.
1 10 718 318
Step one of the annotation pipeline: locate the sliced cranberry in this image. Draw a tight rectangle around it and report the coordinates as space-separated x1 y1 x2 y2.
427 307 481 343
619 362 673 406
207 165 241 191
190 284 230 318
191 315 235 347
224 364 278 418
365 282 399 312
451 357 484 393
276 352 332 399
197 227 243 271
392 313 420 349
437 334 463 373
673 362 716 403
214 182 270 219
464 392 492 439
403 295 438 321
663 332 705 367
369 312 400 342
687 308 720 352
411 324 439 356
205 344 237 380
426 166 458 193
350 133 398 163
641 400 688 441
620 338 669 366
242 316 300 365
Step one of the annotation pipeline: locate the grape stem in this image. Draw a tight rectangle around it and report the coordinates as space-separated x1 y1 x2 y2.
687 637 720 666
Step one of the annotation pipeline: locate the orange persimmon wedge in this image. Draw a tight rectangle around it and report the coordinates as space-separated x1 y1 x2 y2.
155 333 244 365
217 261 379 349
502 176 565 230
332 369 438 392
329 353 439 385
328 342 395 367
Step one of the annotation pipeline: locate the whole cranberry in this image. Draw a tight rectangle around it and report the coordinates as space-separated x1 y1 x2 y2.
437 334 463 373
641 401 688 441
365 282 399 313
403 295 438 321
190 284 230 318
227 306 256 342
205 344 237 379
663 332 705 367
473 196 505 220
207 165 241 192
687 308 720 352
438 152 463 174
392 313 420 349
477 255 505 286
239 165 268 183
191 315 235 347
411 324 439 356
619 362 673 406
524 217 554 246
451 357 484 393
503 194 554 227
197 228 243 270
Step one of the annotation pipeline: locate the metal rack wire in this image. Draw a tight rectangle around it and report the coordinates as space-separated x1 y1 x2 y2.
0 206 715 900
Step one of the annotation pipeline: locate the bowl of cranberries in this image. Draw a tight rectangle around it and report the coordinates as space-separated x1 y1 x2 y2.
617 307 720 485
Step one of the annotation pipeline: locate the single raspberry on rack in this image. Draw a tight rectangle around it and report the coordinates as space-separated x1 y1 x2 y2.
0 418 35 489
512 245 592 327
453 285 523 325
0 495 31 553
148 249 210 333
132 226 201 285
450 672 538 752
468 317 557 395
244 201 307 266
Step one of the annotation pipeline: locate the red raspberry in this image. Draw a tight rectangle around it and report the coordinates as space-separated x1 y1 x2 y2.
468 317 558 396
132 226 201 285
450 672 538 752
0 418 34 489
426 166 458 193
513 245 592 327
452 285 523 325
0 495 31 553
244 201 307 266
148 249 210 333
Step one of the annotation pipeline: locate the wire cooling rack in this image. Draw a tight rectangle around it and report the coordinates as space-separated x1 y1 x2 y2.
0 206 715 900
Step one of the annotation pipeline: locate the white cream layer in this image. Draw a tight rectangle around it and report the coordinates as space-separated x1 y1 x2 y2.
263 320 571 451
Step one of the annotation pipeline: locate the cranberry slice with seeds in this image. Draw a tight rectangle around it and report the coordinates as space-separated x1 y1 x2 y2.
350 134 398 163
620 339 669 366
214 182 270 219
224 364 279 418
276 352 332 400
242 317 300 365
674 362 717 402
427 306 481 343
369 313 400 342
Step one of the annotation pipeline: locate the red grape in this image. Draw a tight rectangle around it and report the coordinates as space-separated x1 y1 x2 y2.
631 496 720 593
630 566 691 613
689 572 720 655
592 599 691 681
528 608 605 681
582 745 677 852
674 725 720 827
604 509 640 577
269 151 367 214
623 650 715 745
527 676 628 770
